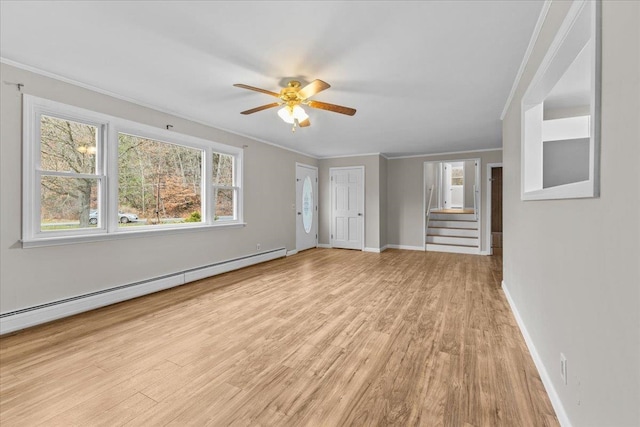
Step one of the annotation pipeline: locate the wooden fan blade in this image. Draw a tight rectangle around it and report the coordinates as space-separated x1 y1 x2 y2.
298 79 331 100
298 118 311 127
240 102 280 115
233 84 280 98
307 100 356 116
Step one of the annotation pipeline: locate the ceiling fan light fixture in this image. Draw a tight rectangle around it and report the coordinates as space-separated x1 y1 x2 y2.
278 105 308 124
293 105 309 121
234 79 356 131
277 106 294 124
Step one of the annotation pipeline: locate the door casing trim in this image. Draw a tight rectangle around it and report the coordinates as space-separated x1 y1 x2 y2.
329 166 365 251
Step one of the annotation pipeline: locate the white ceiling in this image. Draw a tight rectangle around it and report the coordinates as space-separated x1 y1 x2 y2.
0 1 543 158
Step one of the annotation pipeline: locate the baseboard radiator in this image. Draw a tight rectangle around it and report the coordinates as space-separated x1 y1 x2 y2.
0 248 287 335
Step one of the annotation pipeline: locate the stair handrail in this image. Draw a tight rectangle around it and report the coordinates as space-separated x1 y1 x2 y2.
426 184 435 231
473 184 478 220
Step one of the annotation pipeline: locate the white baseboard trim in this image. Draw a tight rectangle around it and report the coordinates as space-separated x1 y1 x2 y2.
480 250 491 256
426 244 480 255
317 243 331 249
0 248 287 335
1 275 183 336
502 281 572 427
386 244 425 251
184 249 286 282
286 249 298 256
363 245 390 253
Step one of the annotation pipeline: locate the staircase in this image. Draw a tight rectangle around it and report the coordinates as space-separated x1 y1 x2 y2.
426 211 480 255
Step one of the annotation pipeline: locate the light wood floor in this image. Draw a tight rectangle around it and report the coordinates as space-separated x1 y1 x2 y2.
0 249 558 426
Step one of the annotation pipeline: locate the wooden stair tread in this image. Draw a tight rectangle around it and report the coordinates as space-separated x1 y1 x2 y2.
427 242 479 248
430 209 475 214
427 234 477 239
428 226 478 231
428 219 477 222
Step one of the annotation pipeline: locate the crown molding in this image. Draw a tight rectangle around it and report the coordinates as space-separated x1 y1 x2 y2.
0 58 319 160
386 147 502 160
319 152 386 160
500 0 553 120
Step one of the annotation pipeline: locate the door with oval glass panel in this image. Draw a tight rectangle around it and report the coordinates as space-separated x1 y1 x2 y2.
296 163 318 252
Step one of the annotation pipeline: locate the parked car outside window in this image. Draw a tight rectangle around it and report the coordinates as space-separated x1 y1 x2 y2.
89 210 138 224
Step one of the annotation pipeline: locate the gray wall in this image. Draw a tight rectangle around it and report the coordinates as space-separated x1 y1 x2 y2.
424 162 441 209
379 156 388 248
542 138 590 188
502 1 640 426
543 105 592 189
463 159 476 208
317 155 382 249
0 63 317 314
544 105 590 120
387 150 502 251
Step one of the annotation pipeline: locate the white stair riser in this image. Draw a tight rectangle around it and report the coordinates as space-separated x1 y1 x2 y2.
427 235 479 246
427 227 478 237
429 213 476 221
426 244 480 255
429 220 477 229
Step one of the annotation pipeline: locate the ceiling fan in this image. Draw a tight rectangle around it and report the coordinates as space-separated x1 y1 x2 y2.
233 79 356 131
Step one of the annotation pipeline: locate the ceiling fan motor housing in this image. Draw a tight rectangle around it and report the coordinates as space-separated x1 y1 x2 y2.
281 81 303 103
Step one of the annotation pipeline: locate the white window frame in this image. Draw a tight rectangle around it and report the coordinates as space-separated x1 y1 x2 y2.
23 95 244 248
520 0 601 201
211 152 241 222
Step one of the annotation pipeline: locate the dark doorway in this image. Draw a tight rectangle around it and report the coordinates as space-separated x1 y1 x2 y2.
491 167 503 256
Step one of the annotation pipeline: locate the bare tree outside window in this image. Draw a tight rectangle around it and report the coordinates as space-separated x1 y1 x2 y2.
118 133 202 225
25 96 243 244
212 153 235 220
40 115 99 230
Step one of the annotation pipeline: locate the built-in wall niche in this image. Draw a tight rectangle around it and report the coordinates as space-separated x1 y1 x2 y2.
521 0 601 200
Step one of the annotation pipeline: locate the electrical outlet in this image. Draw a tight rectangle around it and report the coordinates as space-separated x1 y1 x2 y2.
560 353 567 385
256 243 261 251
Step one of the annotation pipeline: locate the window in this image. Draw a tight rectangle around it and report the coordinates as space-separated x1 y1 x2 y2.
23 95 243 247
451 166 464 186
521 0 600 200
212 153 237 221
39 115 104 232
118 133 203 226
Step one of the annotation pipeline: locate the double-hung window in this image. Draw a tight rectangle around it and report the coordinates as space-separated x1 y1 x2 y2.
23 95 243 247
212 152 240 221
24 101 108 239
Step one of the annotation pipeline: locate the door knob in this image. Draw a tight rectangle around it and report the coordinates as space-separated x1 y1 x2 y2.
358 213 363 216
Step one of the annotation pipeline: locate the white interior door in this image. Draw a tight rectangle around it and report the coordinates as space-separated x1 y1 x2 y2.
296 164 318 252
451 163 464 208
443 163 452 209
444 162 464 209
331 167 364 250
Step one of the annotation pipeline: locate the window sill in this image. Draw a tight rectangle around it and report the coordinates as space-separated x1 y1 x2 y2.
22 222 247 248
521 179 596 201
